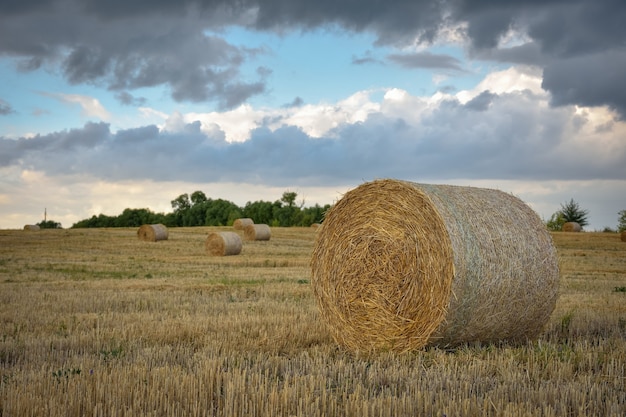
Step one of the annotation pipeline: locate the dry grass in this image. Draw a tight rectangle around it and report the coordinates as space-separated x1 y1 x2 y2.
0 227 624 416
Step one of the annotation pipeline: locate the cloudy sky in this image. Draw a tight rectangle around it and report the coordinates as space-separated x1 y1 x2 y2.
1 0 625 230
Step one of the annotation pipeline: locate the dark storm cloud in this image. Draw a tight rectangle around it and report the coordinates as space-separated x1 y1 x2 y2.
0 2 265 109
115 92 146 106
542 51 626 117
470 42 545 66
282 97 304 108
0 99 14 115
387 52 465 71
464 91 496 111
448 0 626 115
2 88 624 185
242 0 626 115
1 0 625 114
352 51 384 66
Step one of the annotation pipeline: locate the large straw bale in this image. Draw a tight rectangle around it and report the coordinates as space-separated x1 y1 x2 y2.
311 179 560 352
562 222 582 232
23 224 40 231
137 224 169 242
205 232 242 256
244 224 271 241
233 218 254 230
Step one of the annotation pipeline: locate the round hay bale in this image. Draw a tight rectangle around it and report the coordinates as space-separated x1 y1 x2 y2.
562 222 582 232
621 231 626 242
244 224 271 241
205 232 242 256
23 224 40 231
233 218 254 230
311 179 560 352
137 224 169 242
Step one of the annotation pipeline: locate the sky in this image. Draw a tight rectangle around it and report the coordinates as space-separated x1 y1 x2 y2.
1 0 625 231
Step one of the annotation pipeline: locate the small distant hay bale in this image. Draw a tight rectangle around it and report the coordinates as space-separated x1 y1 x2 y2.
311 179 560 352
562 222 582 232
310 223 321 228
244 224 271 241
137 224 169 242
233 218 254 230
205 232 242 256
23 224 40 231
621 231 626 242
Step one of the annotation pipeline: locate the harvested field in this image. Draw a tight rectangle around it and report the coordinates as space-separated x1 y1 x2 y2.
0 227 624 416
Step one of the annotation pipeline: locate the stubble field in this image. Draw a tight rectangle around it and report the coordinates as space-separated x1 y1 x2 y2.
0 227 624 416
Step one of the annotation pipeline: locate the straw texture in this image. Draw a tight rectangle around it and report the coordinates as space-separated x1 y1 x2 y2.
244 224 271 241
23 225 40 231
137 224 169 242
205 232 242 256
311 179 560 352
562 222 582 232
233 218 254 230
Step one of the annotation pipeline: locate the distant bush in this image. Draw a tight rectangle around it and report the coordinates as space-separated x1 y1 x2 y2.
37 220 62 229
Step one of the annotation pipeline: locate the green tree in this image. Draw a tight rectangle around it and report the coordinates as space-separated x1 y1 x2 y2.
72 214 116 228
551 198 589 229
281 191 298 208
301 203 330 225
115 208 157 227
274 191 303 226
170 193 191 226
618 210 626 232
190 191 208 206
204 199 241 226
37 219 62 229
183 202 208 226
242 200 280 225
171 193 191 213
546 212 566 231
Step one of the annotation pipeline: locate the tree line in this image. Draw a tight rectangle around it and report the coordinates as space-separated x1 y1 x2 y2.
41 194 625 232
71 190 330 228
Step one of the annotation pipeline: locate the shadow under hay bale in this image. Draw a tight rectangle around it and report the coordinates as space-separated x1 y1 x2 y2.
137 224 169 242
310 179 560 353
205 231 242 256
233 218 254 230
562 222 582 232
23 225 40 231
244 224 271 241
621 231 626 242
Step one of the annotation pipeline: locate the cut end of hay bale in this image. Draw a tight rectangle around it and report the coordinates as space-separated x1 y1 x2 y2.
233 218 254 230
310 179 560 353
244 224 271 241
137 224 169 242
205 232 242 256
562 222 582 232
23 224 40 231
